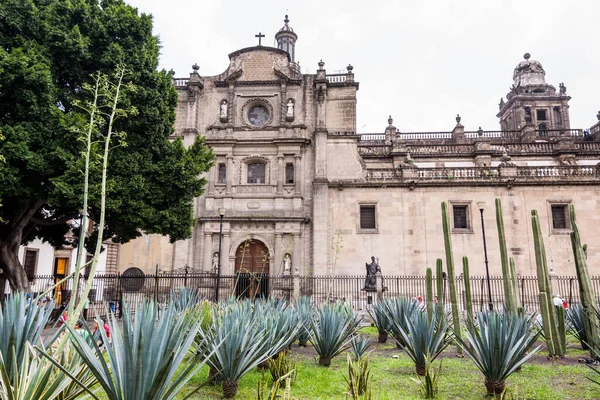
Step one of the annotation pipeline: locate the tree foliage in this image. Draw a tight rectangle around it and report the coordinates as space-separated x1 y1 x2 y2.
0 0 214 290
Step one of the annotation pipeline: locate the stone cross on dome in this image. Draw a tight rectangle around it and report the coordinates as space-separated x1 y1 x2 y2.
255 32 265 46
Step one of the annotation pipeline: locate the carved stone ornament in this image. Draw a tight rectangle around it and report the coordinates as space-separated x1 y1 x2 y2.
242 98 274 128
219 100 228 123
285 98 295 122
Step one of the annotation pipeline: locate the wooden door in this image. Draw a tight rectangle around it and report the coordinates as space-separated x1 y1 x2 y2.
234 240 269 298
53 257 69 305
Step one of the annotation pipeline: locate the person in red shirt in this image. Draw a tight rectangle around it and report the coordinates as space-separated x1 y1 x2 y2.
93 318 111 345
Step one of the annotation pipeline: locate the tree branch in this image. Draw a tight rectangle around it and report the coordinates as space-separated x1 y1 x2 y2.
30 213 78 226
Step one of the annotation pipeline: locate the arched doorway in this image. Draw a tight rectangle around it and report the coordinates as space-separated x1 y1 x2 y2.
234 240 269 299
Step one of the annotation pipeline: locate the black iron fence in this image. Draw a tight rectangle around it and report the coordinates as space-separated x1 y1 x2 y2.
5 274 600 318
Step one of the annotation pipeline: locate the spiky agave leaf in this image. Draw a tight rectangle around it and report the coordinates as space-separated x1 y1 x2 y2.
457 311 541 395
309 302 361 366
171 287 202 312
393 310 452 375
294 296 314 346
380 297 420 348
0 342 93 400
350 335 372 361
52 300 211 400
368 301 392 342
0 293 54 384
205 299 300 398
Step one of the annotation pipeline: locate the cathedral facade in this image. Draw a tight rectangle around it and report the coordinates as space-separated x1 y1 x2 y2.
118 17 600 281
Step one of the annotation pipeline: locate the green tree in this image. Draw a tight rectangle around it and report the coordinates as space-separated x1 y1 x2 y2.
0 0 214 291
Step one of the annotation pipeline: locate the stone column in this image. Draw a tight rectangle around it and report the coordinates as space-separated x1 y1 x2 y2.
207 166 215 195
226 154 234 195
294 154 302 195
277 154 284 195
203 232 213 272
221 232 231 274
293 233 301 275
274 233 283 275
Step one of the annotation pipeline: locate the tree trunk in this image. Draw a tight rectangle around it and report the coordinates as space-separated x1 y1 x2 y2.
0 241 30 292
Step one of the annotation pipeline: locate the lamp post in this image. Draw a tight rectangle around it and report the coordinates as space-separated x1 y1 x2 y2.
477 201 494 311
215 208 226 303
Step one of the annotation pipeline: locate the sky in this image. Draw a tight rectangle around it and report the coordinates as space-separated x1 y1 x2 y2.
127 0 600 134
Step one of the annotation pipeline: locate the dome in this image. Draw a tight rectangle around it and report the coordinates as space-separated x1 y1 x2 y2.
512 53 546 87
278 15 294 33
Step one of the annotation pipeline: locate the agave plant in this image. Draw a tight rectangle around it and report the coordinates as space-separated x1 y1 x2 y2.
0 293 54 384
393 310 452 375
368 301 392 343
350 335 372 361
170 287 202 312
204 299 299 398
567 304 589 350
294 296 314 347
380 297 420 349
0 343 90 400
53 300 211 400
309 302 361 367
457 311 542 396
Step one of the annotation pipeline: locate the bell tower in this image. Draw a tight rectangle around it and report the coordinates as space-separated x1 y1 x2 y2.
497 53 571 134
275 15 297 62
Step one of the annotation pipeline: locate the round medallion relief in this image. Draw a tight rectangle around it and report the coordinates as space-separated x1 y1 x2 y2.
248 105 270 127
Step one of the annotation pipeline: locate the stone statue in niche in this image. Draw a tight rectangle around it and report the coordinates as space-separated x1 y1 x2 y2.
283 253 292 275
362 256 385 292
219 100 228 122
212 252 219 273
286 99 294 122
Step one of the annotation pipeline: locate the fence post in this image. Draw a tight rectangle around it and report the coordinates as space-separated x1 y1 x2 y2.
293 273 300 300
376 271 384 302
549 268 559 297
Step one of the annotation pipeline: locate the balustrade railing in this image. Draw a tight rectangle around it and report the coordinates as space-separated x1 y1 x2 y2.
325 74 347 83
173 78 189 87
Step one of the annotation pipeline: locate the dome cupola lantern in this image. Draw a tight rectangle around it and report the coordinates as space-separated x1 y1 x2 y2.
275 14 298 62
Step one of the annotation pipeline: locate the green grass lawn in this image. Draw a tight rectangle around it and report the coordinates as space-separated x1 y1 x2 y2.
177 328 600 399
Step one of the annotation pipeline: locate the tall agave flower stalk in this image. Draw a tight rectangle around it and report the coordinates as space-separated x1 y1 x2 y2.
0 293 53 385
294 296 313 347
380 297 419 349
392 310 452 376
458 311 541 396
206 299 299 398
368 300 392 343
53 300 211 400
309 302 361 367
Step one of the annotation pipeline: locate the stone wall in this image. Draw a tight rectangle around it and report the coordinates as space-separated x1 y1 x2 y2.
327 185 600 277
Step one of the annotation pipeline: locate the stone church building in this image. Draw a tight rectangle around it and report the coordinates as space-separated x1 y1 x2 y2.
118 16 600 282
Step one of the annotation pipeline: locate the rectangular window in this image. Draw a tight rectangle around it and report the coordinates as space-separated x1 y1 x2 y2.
23 249 38 279
536 109 547 121
453 205 468 229
247 163 266 184
217 163 226 184
551 205 568 230
359 205 376 230
285 163 294 184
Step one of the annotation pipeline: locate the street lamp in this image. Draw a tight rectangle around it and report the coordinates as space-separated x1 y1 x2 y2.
215 208 226 303
477 201 494 311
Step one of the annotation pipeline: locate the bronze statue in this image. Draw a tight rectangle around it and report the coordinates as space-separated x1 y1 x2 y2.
362 256 380 291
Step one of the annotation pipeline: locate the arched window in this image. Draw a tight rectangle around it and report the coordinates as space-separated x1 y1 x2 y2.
247 163 266 184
